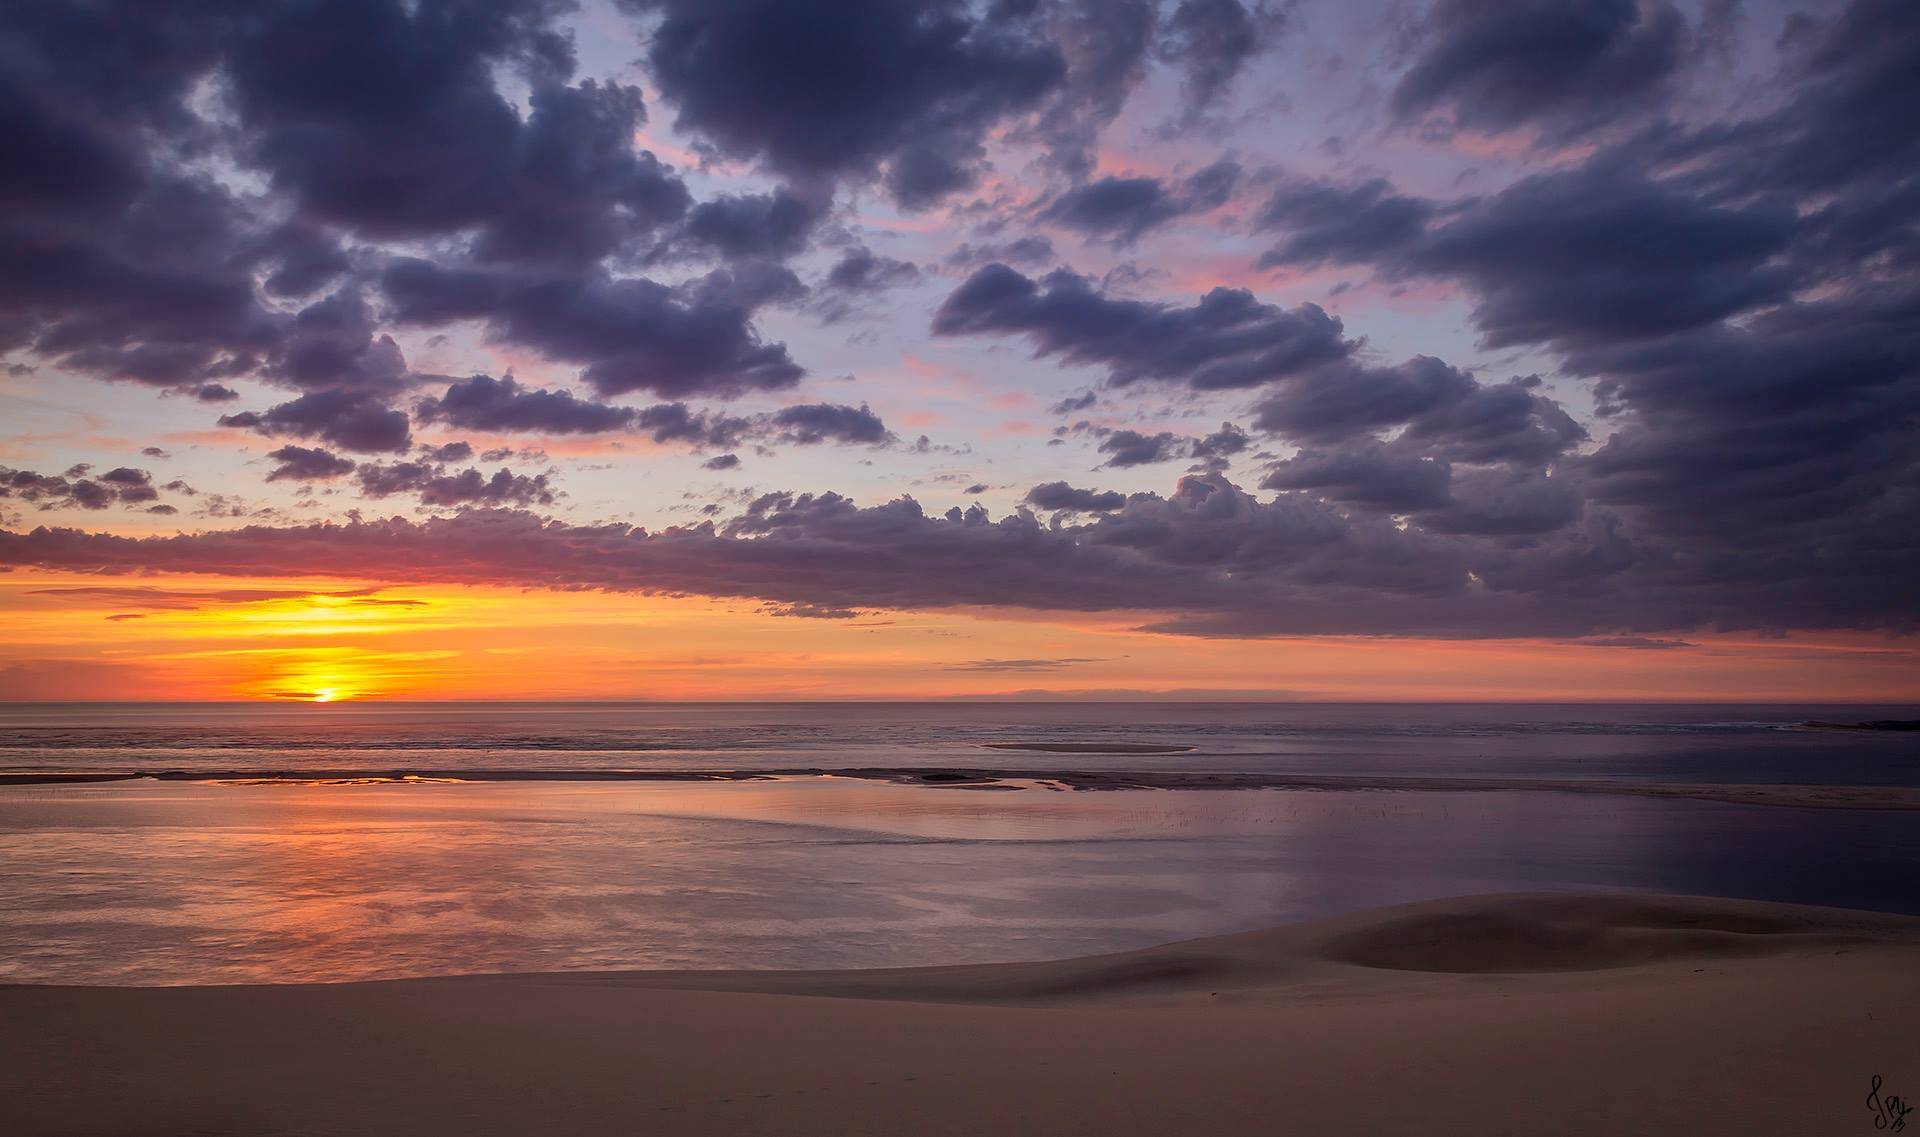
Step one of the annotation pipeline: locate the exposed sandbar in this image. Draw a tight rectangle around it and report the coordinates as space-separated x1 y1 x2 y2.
5 765 1920 810
979 742 1197 754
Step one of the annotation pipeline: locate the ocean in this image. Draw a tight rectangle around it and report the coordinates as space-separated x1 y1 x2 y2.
3 700 1918 783
1 702 1915 986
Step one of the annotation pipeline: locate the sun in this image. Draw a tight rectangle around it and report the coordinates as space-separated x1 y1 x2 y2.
309 687 347 703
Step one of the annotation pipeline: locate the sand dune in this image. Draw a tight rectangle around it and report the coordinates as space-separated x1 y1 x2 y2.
3 892 1916 1136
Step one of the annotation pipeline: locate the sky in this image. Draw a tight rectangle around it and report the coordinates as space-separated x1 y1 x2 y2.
1 0 1916 702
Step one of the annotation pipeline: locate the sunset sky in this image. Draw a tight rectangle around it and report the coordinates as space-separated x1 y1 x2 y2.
2 0 1916 701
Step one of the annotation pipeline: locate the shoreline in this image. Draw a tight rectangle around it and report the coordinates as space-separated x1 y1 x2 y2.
4 891 1915 1136
4 766 1920 811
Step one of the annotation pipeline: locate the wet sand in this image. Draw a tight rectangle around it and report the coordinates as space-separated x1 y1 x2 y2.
3 891 1916 1136
5 766 1919 809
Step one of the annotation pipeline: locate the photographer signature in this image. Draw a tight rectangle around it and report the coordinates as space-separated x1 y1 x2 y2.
1869 1075 1912 1132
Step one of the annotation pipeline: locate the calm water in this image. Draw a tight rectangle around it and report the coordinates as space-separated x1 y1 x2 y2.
2 775 1918 986
1 703 1915 986
2 701 1917 784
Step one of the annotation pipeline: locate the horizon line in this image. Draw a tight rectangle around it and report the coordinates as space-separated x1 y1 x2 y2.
1 697 1913 707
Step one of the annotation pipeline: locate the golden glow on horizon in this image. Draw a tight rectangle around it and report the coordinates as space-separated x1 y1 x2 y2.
0 569 1916 702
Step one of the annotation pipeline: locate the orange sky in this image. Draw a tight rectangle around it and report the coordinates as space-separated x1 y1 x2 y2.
3 569 1914 702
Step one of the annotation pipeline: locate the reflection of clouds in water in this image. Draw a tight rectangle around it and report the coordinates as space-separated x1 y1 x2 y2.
1 778 1916 986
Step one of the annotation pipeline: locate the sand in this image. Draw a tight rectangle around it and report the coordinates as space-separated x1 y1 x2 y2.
3 891 1917 1136
7 767 1920 809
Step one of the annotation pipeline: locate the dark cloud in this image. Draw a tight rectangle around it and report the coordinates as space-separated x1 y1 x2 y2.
684 261 810 312
1025 481 1126 511
0 0 267 396
1041 160 1240 245
1420 466 1584 536
1562 286 1920 598
703 453 742 471
1189 422 1250 471
628 0 1066 207
1248 365 1589 534
1412 166 1796 349
264 446 356 482
677 187 828 262
1399 379 1587 465
257 223 350 298
1261 444 1453 512
1254 177 1435 268
1 464 158 511
1726 0 1920 201
11 470 1909 638
0 0 1913 651
1637 1 1920 285
1206 6 1920 630
408 388 897 454
1091 421 1248 469
0 166 280 393
1284 3 1920 617
470 81 692 267
65 480 115 510
381 259 804 400
812 246 922 322
220 388 413 454
268 289 409 394
356 461 556 508
1392 0 1690 137
823 247 921 294
0 0 725 409
1180 157 1243 211
1098 429 1184 467
414 373 637 434
1158 0 1273 120
1026 0 1157 179
946 235 1056 269
421 442 474 463
1254 162 1797 351
225 0 594 241
769 403 893 446
933 264 1350 390
1044 176 1175 242
1251 356 1475 443
633 403 753 449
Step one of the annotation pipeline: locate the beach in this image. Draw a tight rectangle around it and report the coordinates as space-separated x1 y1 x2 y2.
3 704 1915 1133
5 0 1917 1126
4 890 1916 1136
